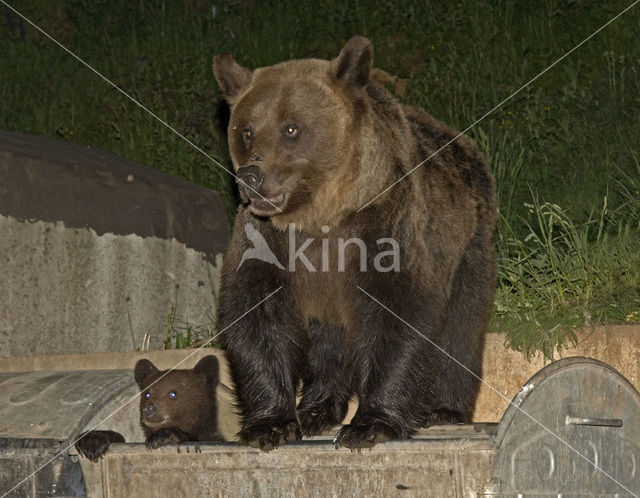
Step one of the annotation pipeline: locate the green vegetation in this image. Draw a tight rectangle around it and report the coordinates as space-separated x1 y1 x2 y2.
164 284 220 350
2 1 639 358
165 312 220 350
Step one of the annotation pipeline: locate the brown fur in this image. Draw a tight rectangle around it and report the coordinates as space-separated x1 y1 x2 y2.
75 356 223 461
214 36 496 451
134 356 223 447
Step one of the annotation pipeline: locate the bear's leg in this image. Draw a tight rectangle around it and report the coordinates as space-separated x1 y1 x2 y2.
334 287 444 450
297 320 350 436
75 430 125 462
430 234 496 425
221 285 306 451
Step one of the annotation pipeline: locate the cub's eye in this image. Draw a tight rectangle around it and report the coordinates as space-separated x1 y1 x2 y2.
144 392 150 399
169 391 177 399
284 125 298 138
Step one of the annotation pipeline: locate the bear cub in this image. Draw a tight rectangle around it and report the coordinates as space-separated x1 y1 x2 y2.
75 355 223 462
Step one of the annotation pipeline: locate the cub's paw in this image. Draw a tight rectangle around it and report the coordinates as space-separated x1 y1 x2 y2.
75 430 125 463
298 400 341 437
427 408 466 426
145 428 190 450
333 422 399 451
238 421 301 451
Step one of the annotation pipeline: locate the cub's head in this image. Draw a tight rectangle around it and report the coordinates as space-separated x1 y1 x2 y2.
134 356 219 433
214 36 375 230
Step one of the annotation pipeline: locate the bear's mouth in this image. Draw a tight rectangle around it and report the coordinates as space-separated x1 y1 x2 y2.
142 415 170 428
247 191 288 216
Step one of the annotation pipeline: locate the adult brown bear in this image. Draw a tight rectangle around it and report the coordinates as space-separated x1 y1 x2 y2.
214 36 496 451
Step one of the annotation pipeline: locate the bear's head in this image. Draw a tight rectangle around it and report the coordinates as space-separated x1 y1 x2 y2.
134 356 219 434
214 36 388 232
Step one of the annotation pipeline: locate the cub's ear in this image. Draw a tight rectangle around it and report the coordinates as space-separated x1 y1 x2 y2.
134 359 159 388
330 36 373 92
193 355 220 387
213 54 253 104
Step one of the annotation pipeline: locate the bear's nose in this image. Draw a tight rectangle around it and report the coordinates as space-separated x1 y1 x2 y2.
236 165 265 192
142 404 156 419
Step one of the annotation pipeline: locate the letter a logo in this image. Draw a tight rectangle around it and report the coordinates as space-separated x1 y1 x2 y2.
237 223 285 270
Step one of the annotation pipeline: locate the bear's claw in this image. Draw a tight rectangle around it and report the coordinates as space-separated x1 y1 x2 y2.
238 421 302 451
333 422 398 451
75 430 125 463
145 427 190 449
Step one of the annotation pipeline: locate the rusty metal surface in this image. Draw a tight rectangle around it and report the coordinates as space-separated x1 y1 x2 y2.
492 356 640 496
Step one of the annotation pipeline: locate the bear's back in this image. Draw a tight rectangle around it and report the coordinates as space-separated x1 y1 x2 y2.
401 104 494 209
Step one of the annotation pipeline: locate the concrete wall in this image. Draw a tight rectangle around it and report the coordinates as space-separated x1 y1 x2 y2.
0 214 223 355
474 324 640 422
0 130 228 357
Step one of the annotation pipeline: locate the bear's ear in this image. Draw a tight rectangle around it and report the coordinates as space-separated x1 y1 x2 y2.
134 359 159 388
213 54 253 104
330 36 373 92
193 355 220 387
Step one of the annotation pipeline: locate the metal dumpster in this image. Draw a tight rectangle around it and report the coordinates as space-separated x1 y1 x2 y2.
1 357 638 497
490 356 639 496
0 369 140 497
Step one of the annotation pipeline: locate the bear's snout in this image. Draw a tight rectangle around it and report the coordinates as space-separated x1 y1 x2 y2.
236 164 293 215
141 404 156 420
237 165 265 192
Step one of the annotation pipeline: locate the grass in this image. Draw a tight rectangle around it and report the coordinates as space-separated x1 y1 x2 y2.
1 0 639 358
493 194 640 358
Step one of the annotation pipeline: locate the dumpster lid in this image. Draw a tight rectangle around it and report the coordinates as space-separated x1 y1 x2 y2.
493 356 640 495
0 369 135 440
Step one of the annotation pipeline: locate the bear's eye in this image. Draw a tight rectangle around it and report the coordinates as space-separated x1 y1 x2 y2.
169 391 177 399
144 392 150 399
241 127 253 142
283 125 298 138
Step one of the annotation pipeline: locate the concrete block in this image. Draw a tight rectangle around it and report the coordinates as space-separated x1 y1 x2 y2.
0 130 228 357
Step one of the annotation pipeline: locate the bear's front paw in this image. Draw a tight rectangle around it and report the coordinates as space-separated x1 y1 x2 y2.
75 430 125 463
333 422 399 451
298 400 341 437
145 428 190 450
238 420 301 451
